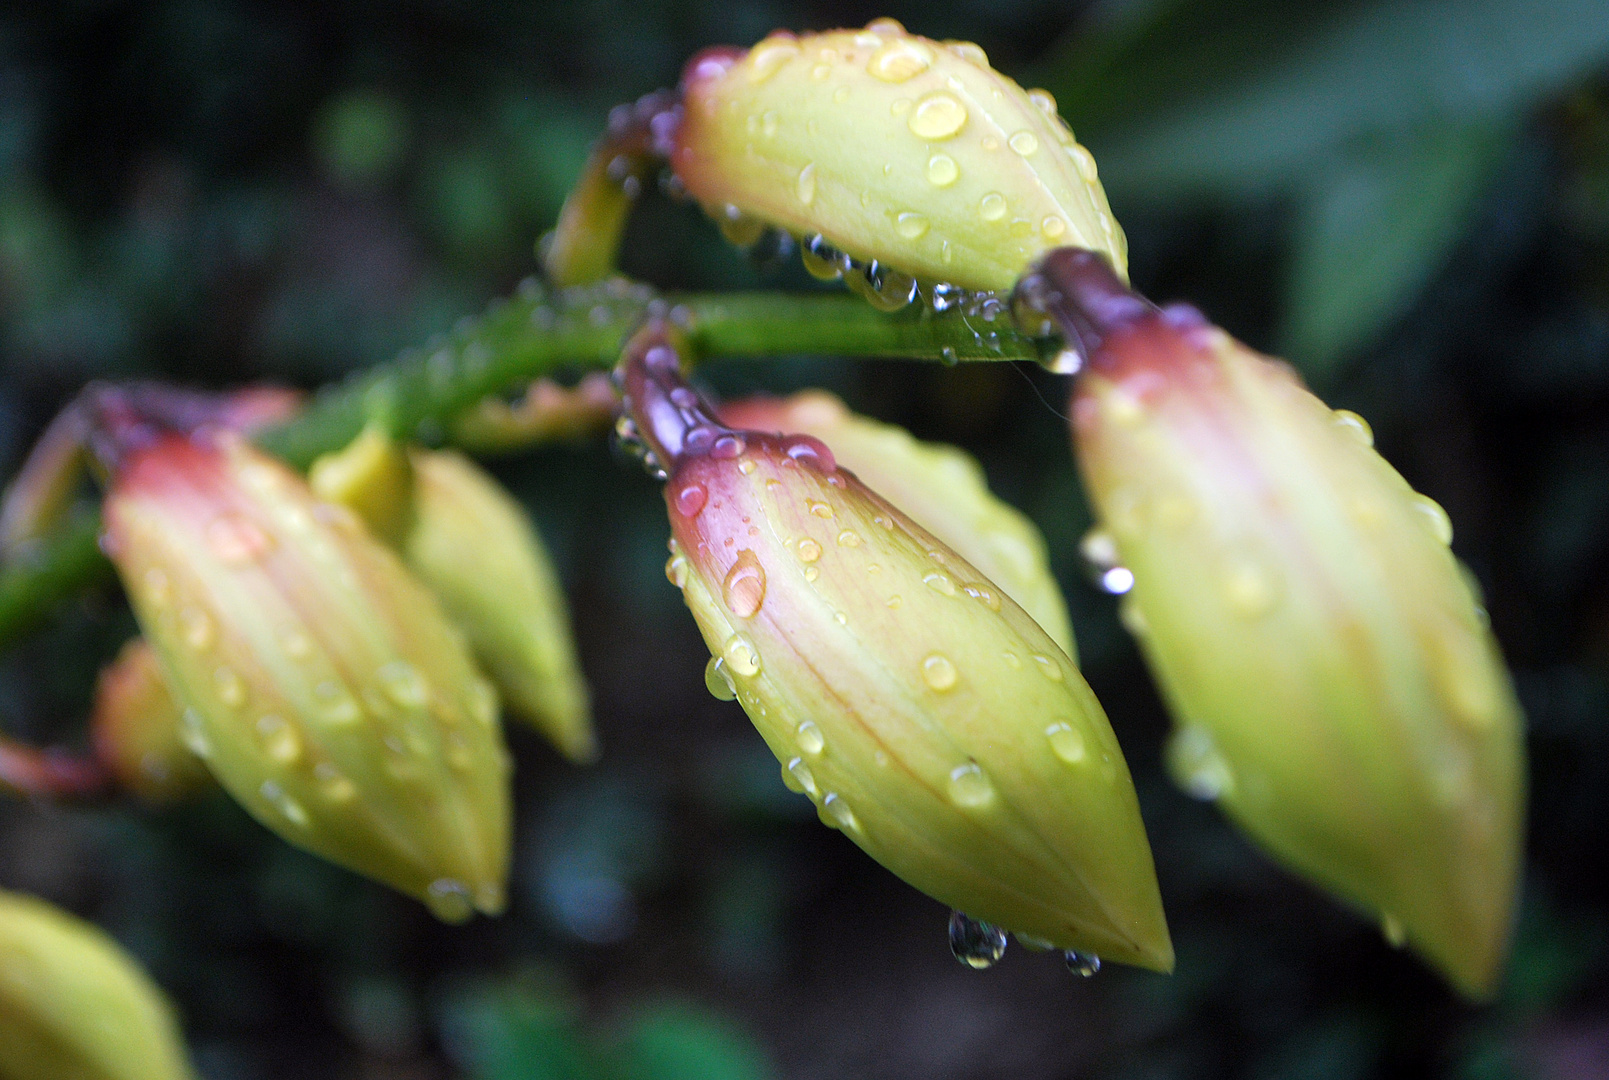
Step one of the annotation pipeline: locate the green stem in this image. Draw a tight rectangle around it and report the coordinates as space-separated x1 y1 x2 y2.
0 279 1040 651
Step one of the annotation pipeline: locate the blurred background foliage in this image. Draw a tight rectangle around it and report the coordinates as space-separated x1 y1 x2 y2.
2 0 1608 1077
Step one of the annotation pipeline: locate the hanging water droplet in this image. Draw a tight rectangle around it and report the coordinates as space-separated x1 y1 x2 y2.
848 261 918 312
1332 409 1374 447
923 653 959 691
796 162 817 205
378 660 429 709
939 345 960 366
1411 493 1454 545
1027 88 1057 115
1165 723 1236 800
704 656 737 701
1064 950 1101 977
928 282 964 313
801 234 844 280
1045 722 1087 764
909 92 968 139
822 792 858 832
796 720 825 756
722 550 767 618
665 553 689 588
784 756 817 795
948 911 1007 968
426 878 475 922
947 762 994 807
722 634 762 677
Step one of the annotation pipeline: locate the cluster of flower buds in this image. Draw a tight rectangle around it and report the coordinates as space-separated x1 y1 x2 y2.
309 426 596 763
92 394 513 922
0 888 196 1079
622 320 1172 974
1019 249 1525 998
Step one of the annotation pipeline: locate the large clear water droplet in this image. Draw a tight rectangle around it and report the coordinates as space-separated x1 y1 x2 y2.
722 634 762 677
1064 950 1101 977
909 92 967 139
947 762 994 807
722 550 767 618
704 656 737 701
949 911 1007 969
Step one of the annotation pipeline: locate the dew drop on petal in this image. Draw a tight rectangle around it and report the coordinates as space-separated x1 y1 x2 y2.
1332 409 1374 446
378 660 429 709
1008 131 1039 156
949 911 1007 969
1046 722 1087 764
1411 493 1454 545
674 483 708 517
704 656 737 701
836 529 861 548
782 755 815 794
796 162 817 205
665 553 689 588
923 571 956 596
747 38 800 83
947 762 994 807
180 607 214 651
1030 653 1063 681
722 550 767 618
722 634 762 677
214 666 246 709
923 654 959 691
797 538 822 562
796 720 825 756
895 212 930 239
926 153 959 187
909 93 967 140
979 193 1007 222
867 38 933 82
807 499 835 519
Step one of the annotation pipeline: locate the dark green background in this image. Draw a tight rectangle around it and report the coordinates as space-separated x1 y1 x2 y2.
3 1 1608 1077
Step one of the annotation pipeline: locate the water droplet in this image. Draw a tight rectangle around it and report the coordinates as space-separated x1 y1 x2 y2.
207 514 273 564
722 550 767 618
833 86 851 103
722 634 762 677
949 911 1007 968
703 655 738 701
804 567 820 582
836 530 861 548
946 40 988 65
674 483 708 517
1220 557 1279 619
979 193 1007 221
747 38 800 83
801 235 844 281
962 583 1001 610
923 571 956 596
1332 409 1374 446
1382 913 1407 948
738 458 757 475
1064 950 1101 977
719 210 767 248
822 792 858 832
211 665 245 709
1041 215 1066 239
665 553 689 588
426 879 475 922
848 261 918 311
890 210 931 242
142 568 171 604
1027 88 1057 115
790 537 821 564
947 762 993 807
258 715 303 764
1030 654 1063 681
784 756 817 795
1046 722 1087 764
179 708 211 758
796 720 825 756
811 63 831 81
807 499 835 519
867 38 933 82
316 764 357 804
1411 493 1454 545
712 434 745 459
796 162 817 205
925 153 960 187
886 594 902 608
1008 131 1039 156
1001 651 1022 670
923 654 959 691
1166 724 1235 800
909 92 967 139
180 607 214 651
378 660 429 709
315 680 363 725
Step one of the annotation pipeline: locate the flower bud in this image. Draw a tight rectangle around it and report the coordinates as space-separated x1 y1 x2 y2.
672 20 1126 295
101 430 511 922
722 391 1075 659
403 447 596 763
90 638 215 804
1064 262 1523 997
309 428 597 763
624 324 1171 972
0 888 196 1080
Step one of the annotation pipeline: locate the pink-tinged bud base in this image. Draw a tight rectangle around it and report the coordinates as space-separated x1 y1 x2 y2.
1073 317 1524 998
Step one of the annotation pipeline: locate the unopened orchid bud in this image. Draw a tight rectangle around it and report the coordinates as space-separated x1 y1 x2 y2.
1054 252 1524 999
90 638 214 804
623 323 1171 973
0 888 196 1080
101 430 511 922
671 21 1125 299
722 391 1075 659
403 448 596 763
310 428 596 763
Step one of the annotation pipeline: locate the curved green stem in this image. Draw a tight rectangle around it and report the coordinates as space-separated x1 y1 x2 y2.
0 279 1039 651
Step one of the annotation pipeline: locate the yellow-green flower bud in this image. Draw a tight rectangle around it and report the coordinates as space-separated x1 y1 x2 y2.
403 448 596 763
722 391 1075 659
101 430 511 922
1068 285 1524 998
672 20 1126 295
308 422 415 547
622 325 1171 972
0 888 196 1080
90 638 215 804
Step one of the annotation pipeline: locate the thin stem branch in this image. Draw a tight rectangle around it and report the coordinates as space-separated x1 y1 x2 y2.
0 279 1038 652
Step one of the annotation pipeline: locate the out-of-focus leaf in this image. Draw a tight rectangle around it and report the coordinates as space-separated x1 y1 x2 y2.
1044 0 1609 198
1281 120 1512 375
440 979 595 1080
613 1004 773 1080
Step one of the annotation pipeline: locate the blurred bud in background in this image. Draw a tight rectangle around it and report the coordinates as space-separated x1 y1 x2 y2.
0 888 197 1080
90 637 214 805
722 390 1076 660
101 428 511 922
310 427 596 763
1063 255 1524 999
